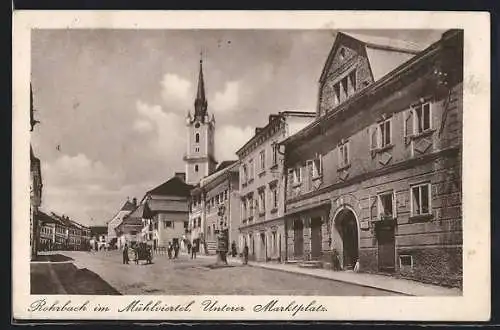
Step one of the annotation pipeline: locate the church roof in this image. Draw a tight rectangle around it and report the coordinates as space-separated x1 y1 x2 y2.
194 56 208 120
147 175 194 197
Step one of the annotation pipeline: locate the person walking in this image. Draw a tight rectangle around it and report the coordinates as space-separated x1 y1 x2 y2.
191 240 197 259
122 243 129 264
243 244 249 265
231 241 237 257
167 242 173 259
174 241 180 259
187 241 192 255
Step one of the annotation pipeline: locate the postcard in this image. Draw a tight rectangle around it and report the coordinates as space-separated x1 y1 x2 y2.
12 10 490 321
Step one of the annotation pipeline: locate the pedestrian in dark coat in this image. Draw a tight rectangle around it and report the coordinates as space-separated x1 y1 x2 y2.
122 244 129 264
231 241 237 257
243 244 249 265
167 242 173 259
187 242 192 255
191 241 197 259
174 241 179 259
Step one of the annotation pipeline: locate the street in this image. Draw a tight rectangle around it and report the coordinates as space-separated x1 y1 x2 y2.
32 251 398 296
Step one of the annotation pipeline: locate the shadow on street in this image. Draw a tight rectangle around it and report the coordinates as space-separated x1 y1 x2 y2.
31 262 121 295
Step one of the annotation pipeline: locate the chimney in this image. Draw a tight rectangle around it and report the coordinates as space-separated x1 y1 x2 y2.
255 127 263 135
175 172 186 183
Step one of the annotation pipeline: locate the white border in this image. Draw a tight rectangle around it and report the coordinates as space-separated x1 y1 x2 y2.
12 10 490 321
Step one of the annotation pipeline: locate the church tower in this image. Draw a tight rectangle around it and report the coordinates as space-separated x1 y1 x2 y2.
184 55 217 185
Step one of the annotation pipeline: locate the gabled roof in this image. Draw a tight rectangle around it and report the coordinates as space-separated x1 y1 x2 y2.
147 175 194 197
319 31 423 83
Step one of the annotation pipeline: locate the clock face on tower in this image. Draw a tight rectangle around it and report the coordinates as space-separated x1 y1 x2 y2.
195 123 200 128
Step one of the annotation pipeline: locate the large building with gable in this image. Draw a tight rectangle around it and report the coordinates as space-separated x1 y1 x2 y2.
281 30 463 287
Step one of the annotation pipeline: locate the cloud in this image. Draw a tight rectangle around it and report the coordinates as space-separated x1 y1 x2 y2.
211 81 241 113
215 125 254 161
135 100 185 164
133 119 154 133
160 73 192 110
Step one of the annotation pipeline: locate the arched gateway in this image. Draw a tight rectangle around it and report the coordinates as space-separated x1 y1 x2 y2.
332 208 359 270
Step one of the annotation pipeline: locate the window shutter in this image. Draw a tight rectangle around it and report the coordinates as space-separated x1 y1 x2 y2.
369 195 378 221
370 125 378 151
318 154 323 175
404 109 414 144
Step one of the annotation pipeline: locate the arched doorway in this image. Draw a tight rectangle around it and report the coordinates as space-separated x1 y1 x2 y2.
334 209 359 270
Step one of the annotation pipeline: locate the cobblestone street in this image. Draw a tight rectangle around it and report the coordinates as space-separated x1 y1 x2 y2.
33 251 398 296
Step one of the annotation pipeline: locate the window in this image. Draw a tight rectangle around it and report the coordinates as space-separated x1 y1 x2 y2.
414 102 431 133
379 118 392 147
195 164 199 172
293 167 302 184
258 190 266 213
224 190 228 201
195 147 200 153
249 198 254 217
312 155 322 178
248 159 254 181
349 70 357 91
370 117 392 151
241 199 247 220
184 221 188 229
195 133 200 143
333 83 341 105
288 168 294 186
198 218 201 227
341 76 348 98
272 143 278 166
259 150 266 172
377 191 395 218
411 183 431 216
195 123 200 128
338 141 349 168
164 221 173 229
242 164 248 184
271 186 278 209
399 255 413 268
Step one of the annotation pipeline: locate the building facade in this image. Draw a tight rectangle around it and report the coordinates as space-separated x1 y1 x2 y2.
107 198 137 247
139 173 192 250
183 57 217 186
30 146 42 259
282 30 463 287
189 161 240 255
237 112 315 262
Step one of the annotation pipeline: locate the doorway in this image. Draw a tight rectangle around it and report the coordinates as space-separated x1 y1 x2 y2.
376 224 396 272
310 217 322 260
293 219 304 258
335 210 359 270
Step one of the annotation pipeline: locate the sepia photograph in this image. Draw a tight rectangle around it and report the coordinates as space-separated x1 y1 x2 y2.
13 11 490 321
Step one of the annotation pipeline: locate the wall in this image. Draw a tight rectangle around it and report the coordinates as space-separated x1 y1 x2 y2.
156 212 189 247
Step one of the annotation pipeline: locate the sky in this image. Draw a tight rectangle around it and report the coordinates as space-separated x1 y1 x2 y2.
31 29 444 226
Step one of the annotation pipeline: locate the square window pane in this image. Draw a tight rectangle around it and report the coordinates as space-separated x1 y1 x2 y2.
421 185 430 214
412 187 420 214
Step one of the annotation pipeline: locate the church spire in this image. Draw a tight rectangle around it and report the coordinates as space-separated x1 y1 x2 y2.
194 52 208 121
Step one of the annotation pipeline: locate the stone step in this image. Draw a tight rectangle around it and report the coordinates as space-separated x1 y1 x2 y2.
298 261 323 269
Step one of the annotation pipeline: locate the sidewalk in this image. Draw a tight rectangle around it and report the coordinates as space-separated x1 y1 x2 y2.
235 260 462 296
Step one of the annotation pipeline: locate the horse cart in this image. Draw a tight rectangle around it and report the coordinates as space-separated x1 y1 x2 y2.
132 242 153 264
